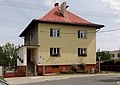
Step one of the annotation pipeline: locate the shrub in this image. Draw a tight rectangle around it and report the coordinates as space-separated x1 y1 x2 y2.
71 64 78 73
79 63 86 70
55 72 60 75
60 70 71 74
101 60 120 65
77 69 89 73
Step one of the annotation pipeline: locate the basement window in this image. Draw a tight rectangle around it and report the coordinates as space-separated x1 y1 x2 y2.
52 65 59 68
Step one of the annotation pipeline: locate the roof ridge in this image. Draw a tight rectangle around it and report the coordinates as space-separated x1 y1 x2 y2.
36 3 103 26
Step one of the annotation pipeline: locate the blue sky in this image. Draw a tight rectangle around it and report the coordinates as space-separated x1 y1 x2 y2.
0 0 120 51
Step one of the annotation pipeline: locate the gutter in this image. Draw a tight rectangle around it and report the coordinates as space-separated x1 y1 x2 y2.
19 19 105 37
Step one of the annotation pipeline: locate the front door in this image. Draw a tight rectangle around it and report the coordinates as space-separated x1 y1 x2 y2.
27 49 35 76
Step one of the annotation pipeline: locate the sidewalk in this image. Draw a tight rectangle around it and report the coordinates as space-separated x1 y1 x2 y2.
4 74 117 85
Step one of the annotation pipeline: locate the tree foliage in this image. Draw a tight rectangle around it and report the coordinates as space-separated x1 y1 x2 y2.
96 51 111 61
0 46 5 66
0 42 18 66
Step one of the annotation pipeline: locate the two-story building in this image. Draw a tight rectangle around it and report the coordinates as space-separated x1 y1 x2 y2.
17 2 104 76
109 50 120 60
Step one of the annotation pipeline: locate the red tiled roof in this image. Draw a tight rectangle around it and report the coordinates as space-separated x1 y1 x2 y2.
37 6 93 25
19 5 104 37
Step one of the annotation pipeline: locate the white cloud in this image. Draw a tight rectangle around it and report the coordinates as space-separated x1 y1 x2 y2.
43 0 68 7
97 26 120 50
102 0 120 10
116 19 120 22
43 0 56 7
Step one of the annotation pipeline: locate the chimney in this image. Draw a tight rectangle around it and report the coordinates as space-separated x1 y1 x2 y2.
54 3 59 7
60 2 67 17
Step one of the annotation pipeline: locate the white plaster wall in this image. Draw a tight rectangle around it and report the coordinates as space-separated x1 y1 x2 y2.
17 47 27 66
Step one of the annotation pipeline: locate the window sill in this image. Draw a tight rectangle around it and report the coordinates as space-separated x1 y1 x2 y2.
78 38 87 39
50 37 61 38
50 54 60 57
78 54 87 57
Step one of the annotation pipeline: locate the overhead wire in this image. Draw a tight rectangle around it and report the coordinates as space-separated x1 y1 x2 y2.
0 0 118 18
97 29 120 33
69 7 119 19
0 0 50 11
0 0 119 34
0 1 120 50
40 28 120 34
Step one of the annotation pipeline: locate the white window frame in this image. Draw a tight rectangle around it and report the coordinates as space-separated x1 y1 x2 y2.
50 48 60 57
78 48 87 56
50 29 60 37
78 30 87 39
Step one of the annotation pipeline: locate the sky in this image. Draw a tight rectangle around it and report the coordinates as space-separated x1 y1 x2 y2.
0 0 120 51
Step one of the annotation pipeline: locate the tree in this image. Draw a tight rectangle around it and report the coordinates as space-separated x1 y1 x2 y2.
96 51 111 61
0 46 5 66
2 43 18 67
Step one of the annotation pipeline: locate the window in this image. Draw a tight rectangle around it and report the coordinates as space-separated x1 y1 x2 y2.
29 34 33 45
78 30 86 39
78 48 87 56
111 54 115 57
50 48 60 57
52 65 59 68
118 54 120 57
50 29 60 37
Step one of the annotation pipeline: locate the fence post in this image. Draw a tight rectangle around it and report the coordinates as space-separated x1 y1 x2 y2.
0 66 3 78
98 57 101 72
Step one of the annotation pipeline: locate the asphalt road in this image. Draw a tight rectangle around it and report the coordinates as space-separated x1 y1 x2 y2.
22 74 120 85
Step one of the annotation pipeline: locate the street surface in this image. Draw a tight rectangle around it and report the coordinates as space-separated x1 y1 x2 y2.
22 74 120 85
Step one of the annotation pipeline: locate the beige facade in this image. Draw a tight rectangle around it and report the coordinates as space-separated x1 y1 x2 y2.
17 23 96 65
38 23 96 65
17 23 97 66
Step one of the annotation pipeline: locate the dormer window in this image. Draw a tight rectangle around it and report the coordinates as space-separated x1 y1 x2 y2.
50 29 60 37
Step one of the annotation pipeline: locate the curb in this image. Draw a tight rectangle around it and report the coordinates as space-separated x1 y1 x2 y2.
0 79 9 85
5 73 120 85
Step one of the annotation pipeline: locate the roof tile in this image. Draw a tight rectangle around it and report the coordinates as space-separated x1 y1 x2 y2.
36 6 93 25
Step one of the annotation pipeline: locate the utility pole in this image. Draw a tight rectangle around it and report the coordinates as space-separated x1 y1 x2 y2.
98 57 101 72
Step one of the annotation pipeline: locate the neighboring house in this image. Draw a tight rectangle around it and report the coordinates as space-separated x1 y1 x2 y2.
109 50 120 59
17 2 104 76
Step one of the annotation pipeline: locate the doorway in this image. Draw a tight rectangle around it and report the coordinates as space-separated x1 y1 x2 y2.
27 49 35 76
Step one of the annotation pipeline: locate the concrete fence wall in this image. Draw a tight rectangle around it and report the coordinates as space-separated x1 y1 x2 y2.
101 65 120 71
